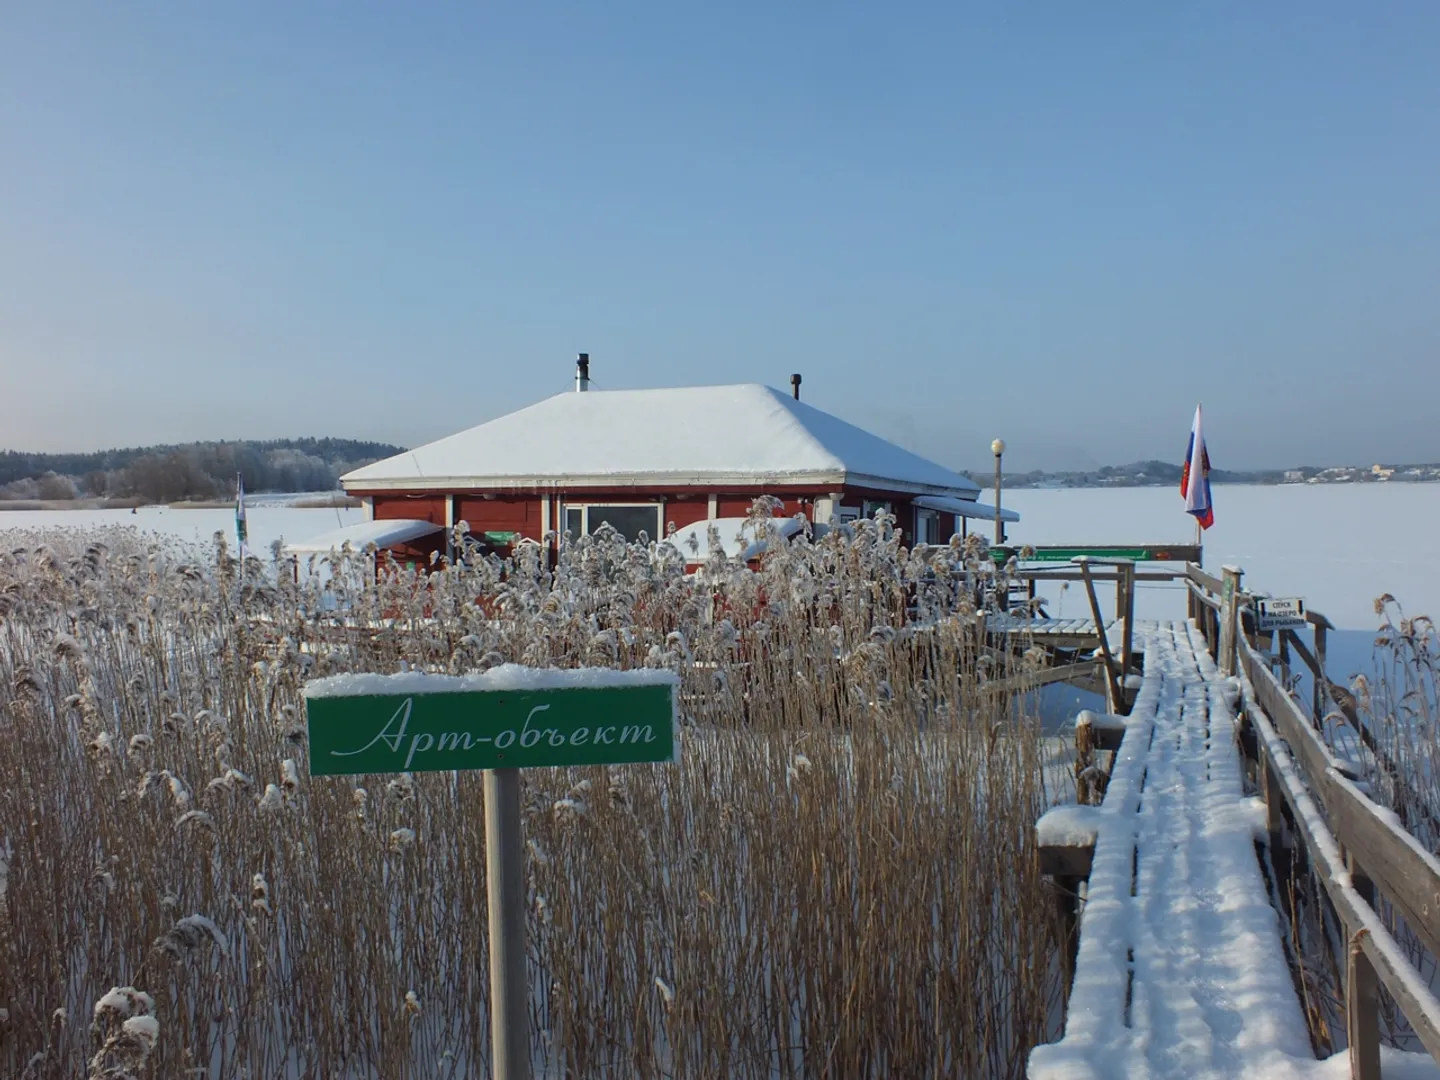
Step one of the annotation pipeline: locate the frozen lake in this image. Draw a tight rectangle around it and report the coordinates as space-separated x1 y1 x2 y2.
1003 483 1439 630
0 503 367 560
0 483 1435 629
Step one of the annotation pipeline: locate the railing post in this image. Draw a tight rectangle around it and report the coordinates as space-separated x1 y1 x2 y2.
1218 565 1243 676
1118 561 1136 708
1347 930 1382 1080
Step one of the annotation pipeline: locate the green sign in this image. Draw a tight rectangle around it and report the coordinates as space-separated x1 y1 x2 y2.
992 545 1198 564
305 684 677 776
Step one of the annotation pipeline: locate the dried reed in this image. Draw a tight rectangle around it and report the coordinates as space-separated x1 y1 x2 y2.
0 512 1060 1078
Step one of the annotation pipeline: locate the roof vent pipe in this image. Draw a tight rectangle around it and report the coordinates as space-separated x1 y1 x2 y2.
790 373 802 400
576 352 590 392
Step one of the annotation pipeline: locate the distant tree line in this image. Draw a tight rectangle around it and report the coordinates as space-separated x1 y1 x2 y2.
0 438 404 503
962 459 1289 489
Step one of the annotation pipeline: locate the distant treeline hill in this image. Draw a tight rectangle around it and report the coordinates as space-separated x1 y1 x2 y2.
0 438 405 503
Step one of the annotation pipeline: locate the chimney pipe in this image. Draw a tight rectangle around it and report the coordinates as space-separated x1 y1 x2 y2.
790 373 802 400
575 352 590 392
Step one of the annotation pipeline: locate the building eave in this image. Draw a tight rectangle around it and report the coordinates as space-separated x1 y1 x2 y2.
343 470 977 498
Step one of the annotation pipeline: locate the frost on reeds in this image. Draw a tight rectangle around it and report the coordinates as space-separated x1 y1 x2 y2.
1353 597 1440 846
0 515 1058 1078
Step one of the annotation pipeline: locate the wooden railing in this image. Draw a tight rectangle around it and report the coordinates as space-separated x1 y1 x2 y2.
1188 564 1440 1078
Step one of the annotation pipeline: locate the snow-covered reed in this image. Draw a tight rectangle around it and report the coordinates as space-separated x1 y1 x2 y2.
0 509 1059 1078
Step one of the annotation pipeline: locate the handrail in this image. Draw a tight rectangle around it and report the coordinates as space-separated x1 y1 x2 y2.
1240 639 1440 1073
1186 579 1221 611
1185 563 1223 595
1238 653 1440 1071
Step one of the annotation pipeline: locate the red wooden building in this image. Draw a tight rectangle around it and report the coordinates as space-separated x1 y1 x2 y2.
322 358 1016 565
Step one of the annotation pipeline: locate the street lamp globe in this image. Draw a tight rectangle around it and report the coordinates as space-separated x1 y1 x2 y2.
991 438 1006 457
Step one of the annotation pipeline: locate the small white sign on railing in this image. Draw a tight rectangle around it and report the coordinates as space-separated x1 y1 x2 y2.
1256 597 1307 631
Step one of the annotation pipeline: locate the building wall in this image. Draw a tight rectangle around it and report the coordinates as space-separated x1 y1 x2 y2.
715 495 812 519
455 495 541 539
360 483 976 556
373 494 447 525
664 499 709 533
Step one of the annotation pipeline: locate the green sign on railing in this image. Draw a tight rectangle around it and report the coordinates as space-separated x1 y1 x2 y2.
991 544 1202 564
304 669 679 776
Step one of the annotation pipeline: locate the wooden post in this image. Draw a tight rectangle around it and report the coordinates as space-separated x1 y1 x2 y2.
1217 565 1242 677
1347 930 1382 1080
484 768 532 1080
1076 716 1095 806
1119 561 1136 706
1056 872 1083 1001
1077 558 1122 710
1314 622 1329 723
1259 746 1284 837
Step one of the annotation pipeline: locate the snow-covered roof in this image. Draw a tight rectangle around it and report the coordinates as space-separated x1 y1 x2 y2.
284 518 442 554
343 384 980 498
663 516 807 562
913 495 1020 523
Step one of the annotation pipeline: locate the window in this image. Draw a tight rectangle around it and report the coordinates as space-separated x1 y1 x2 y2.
863 499 891 519
561 504 662 543
838 506 860 523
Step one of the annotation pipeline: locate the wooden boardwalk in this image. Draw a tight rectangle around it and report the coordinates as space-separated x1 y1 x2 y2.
1029 621 1314 1078
1022 560 1440 1079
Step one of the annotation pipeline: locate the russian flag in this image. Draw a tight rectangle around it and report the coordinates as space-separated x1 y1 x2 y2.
1180 405 1214 529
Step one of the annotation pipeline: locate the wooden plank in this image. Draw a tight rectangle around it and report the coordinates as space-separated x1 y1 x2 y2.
1359 930 1440 1065
1039 843 1094 879
1076 559 1122 710
1240 644 1339 810
985 659 1105 696
1186 562 1223 595
1282 627 1322 679
1242 682 1440 1066
1187 579 1220 611
1326 776 1440 964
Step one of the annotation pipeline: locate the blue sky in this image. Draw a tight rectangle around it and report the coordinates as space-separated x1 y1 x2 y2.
2 3 1437 472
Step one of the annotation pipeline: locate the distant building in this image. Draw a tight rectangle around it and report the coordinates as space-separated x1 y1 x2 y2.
301 356 1016 566
1371 464 1395 480
1283 470 1305 483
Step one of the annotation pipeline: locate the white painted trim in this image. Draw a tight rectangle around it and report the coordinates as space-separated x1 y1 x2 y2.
342 469 979 498
363 497 374 521
444 495 455 560
915 507 939 545
707 494 718 520
540 495 550 541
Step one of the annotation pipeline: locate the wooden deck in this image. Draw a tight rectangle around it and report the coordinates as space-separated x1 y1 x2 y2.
1030 621 1313 1078
987 612 1117 648
1026 562 1440 1079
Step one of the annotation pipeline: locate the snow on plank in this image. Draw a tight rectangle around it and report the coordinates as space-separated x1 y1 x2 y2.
1029 621 1315 1079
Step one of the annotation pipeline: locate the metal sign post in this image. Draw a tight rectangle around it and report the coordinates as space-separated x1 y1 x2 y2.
303 671 679 1080
485 766 528 1080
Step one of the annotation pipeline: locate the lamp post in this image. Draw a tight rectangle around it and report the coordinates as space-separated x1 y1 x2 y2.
991 439 1006 546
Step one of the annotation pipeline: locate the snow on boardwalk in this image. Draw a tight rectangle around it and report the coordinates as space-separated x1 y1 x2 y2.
1029 620 1317 1080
